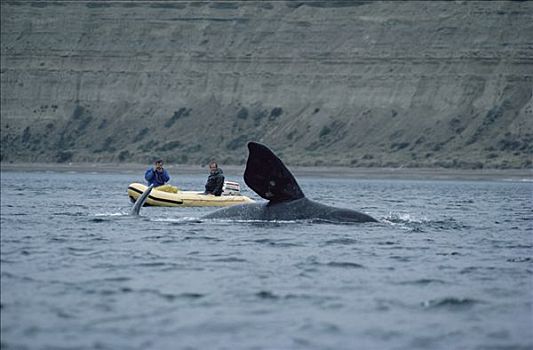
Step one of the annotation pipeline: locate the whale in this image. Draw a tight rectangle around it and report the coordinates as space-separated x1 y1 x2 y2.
131 184 154 215
132 142 377 223
203 142 377 223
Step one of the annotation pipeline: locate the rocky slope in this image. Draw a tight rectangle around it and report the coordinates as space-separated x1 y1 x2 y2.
1 1 532 168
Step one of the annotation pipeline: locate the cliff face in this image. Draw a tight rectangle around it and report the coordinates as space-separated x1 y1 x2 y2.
1 1 532 168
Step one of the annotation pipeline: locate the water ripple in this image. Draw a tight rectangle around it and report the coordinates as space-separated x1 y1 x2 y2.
2 172 531 350
323 238 358 245
421 297 484 310
325 261 365 269
397 278 447 286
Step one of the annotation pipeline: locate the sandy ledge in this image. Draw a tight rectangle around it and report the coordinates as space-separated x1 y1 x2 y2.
1 162 531 182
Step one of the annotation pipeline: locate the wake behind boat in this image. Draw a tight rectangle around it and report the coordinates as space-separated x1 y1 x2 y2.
127 182 254 207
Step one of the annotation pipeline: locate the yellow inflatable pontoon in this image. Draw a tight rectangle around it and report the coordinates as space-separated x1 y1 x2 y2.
127 182 254 207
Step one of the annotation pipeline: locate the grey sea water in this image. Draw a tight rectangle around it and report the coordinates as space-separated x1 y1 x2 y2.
1 170 532 350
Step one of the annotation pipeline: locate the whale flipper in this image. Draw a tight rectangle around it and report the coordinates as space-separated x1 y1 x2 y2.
131 184 154 216
244 142 304 203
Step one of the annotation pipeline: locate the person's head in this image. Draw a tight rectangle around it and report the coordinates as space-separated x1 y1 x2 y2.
209 160 218 173
154 159 164 171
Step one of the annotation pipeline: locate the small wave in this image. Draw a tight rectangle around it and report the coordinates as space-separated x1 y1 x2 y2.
88 218 108 223
309 218 378 225
436 251 462 256
323 238 358 245
377 240 398 245
421 297 482 310
66 247 92 252
152 217 202 224
134 261 170 268
254 290 331 303
250 238 301 247
384 212 426 224
502 244 533 249
508 178 533 182
82 286 205 301
429 218 468 230
389 255 411 262
49 237 68 243
94 212 129 217
256 290 280 300
52 212 85 217
397 278 447 286
137 289 204 301
169 219 203 225
297 259 365 269
183 236 223 241
507 257 531 263
100 276 132 283
384 212 467 231
326 261 365 269
460 266 497 274
179 292 204 299
211 257 248 263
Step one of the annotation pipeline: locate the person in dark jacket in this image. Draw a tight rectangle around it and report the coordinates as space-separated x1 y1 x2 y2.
204 160 224 196
145 159 170 187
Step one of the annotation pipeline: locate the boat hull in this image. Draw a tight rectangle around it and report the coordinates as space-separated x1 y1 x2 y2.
127 183 254 207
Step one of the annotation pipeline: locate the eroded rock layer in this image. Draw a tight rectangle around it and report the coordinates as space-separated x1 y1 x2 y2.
1 1 532 168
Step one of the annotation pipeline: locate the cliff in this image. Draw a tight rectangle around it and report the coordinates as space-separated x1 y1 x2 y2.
1 1 532 168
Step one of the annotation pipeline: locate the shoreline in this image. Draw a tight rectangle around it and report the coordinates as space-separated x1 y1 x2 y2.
1 162 531 182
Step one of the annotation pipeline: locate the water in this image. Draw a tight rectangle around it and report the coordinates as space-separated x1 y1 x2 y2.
1 170 532 350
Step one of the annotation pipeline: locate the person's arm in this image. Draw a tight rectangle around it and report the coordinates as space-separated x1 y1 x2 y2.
214 174 225 196
204 175 214 194
145 168 154 182
163 169 170 183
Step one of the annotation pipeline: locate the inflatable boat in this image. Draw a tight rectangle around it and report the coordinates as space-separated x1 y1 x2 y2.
127 182 254 207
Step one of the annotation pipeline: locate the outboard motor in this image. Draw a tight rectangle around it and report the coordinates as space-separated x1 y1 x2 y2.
222 181 242 196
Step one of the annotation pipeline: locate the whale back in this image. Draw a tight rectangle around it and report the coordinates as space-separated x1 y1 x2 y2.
203 198 377 223
244 142 305 203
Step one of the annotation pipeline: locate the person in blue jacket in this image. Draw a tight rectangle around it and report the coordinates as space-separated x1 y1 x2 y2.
145 159 170 187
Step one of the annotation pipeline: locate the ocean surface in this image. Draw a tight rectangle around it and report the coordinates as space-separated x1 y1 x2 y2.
1 170 532 350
